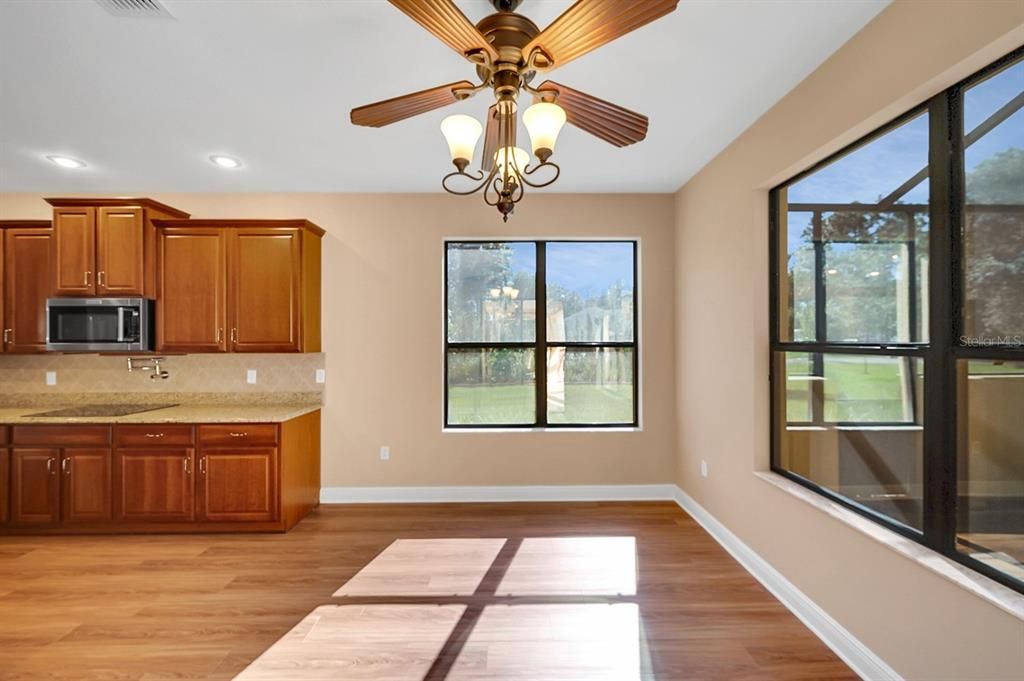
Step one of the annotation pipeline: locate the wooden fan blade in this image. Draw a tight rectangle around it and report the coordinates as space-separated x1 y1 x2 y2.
480 104 516 171
389 0 499 63
481 105 499 172
351 80 475 127
537 81 648 147
524 0 678 70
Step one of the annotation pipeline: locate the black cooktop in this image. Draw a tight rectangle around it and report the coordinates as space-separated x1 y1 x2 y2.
27 404 177 417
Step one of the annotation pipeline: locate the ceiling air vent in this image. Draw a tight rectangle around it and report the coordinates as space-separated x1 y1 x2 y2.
94 0 173 18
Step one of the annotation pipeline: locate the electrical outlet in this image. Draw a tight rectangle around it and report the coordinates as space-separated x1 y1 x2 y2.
700 460 708 478
45 371 57 386
246 369 257 384
315 369 326 384
380 446 390 461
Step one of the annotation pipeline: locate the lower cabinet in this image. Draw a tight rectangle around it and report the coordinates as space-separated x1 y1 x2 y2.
62 448 112 525
0 447 9 525
197 447 278 522
10 448 60 526
0 411 320 534
114 448 195 522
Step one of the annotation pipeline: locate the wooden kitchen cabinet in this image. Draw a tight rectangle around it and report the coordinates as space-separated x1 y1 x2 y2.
10 448 60 527
0 411 320 534
47 198 190 298
51 207 95 295
155 227 228 352
154 220 322 353
1 427 10 525
197 447 278 522
61 448 112 524
114 447 195 522
1 222 52 353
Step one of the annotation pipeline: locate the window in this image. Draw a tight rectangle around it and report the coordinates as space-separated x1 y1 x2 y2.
771 47 1024 593
445 241 638 428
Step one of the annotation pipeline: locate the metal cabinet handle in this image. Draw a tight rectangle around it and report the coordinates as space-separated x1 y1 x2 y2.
2 329 10 345
84 271 92 286
230 328 238 344
97 271 105 287
229 432 248 438
199 456 206 475
47 457 56 475
145 433 165 439
216 328 224 344
183 456 191 475
62 457 71 475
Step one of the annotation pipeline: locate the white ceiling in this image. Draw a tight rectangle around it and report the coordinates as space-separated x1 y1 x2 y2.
0 0 888 194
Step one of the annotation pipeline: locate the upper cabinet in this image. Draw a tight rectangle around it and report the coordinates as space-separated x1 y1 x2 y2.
1 221 53 354
46 198 190 298
155 220 323 353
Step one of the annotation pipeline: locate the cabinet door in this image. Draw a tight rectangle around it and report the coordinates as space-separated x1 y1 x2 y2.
96 207 144 295
0 449 9 524
61 448 112 524
114 448 195 522
4 228 52 353
228 229 301 352
52 207 95 295
157 229 227 352
197 447 278 522
10 448 60 526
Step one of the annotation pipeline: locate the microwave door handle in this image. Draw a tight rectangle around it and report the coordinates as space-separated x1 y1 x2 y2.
117 307 126 342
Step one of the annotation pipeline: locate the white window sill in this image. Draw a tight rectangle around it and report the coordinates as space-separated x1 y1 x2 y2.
754 470 1024 621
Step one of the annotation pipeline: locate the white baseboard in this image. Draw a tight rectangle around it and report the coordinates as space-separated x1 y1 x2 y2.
320 484 678 504
671 487 902 681
316 482 899 680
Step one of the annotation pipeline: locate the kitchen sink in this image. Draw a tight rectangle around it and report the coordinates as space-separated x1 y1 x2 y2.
27 404 177 417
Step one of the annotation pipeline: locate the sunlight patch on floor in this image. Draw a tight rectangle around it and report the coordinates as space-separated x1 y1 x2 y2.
497 536 637 596
333 538 507 597
234 604 466 680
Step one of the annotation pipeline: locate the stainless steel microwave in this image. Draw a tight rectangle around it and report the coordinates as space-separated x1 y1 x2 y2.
46 298 154 352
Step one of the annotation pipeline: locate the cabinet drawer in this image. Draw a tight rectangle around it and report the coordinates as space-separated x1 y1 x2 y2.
198 424 277 447
12 425 111 447
115 425 195 448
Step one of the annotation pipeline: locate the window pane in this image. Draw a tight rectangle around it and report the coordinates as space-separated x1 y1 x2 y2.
775 351 924 530
963 57 1024 345
547 348 634 424
823 354 918 423
785 352 814 422
957 359 1024 586
447 349 535 425
447 242 536 342
547 242 634 342
778 112 930 343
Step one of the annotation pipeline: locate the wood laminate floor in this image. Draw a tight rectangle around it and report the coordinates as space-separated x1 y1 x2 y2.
0 502 857 681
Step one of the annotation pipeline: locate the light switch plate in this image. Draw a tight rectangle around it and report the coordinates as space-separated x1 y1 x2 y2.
315 369 326 384
380 446 390 461
45 371 57 386
700 460 708 478
246 369 257 384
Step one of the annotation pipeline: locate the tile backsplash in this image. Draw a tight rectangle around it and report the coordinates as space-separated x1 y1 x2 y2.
0 353 326 396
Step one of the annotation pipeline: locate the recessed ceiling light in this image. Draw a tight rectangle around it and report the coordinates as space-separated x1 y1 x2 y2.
46 155 86 169
209 154 242 169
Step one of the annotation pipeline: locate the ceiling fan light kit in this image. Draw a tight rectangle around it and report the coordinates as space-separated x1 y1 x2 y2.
351 0 679 220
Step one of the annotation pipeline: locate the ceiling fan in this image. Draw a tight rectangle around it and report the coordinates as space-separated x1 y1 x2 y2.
350 0 679 220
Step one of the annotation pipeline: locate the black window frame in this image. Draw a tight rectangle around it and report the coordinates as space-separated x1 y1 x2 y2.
769 45 1024 595
444 239 640 429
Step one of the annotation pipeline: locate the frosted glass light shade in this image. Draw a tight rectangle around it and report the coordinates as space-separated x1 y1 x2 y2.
495 146 530 181
523 102 566 157
441 114 483 164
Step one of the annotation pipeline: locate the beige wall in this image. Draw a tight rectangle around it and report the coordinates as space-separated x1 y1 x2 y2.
0 192 677 488
673 1 1024 679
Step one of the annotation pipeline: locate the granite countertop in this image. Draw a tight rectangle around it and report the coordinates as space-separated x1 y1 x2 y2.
0 403 321 425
